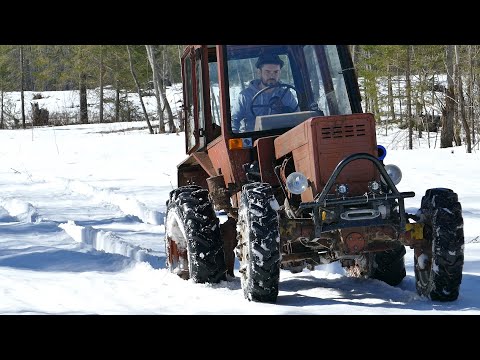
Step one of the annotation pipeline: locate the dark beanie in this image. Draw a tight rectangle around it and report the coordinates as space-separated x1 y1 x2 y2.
255 53 284 69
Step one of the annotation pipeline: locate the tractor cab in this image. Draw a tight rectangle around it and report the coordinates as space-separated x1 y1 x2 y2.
179 45 363 193
182 45 362 147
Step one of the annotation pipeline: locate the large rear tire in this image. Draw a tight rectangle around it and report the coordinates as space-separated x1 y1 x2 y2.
165 185 227 283
235 183 281 303
415 188 464 301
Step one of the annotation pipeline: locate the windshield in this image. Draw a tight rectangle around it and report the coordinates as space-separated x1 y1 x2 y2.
226 45 354 134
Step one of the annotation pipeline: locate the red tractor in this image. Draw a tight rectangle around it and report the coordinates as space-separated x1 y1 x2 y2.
165 45 464 303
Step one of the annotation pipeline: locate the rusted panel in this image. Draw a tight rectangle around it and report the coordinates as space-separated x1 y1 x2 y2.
310 114 378 196
274 122 308 159
274 114 379 199
192 152 216 177
340 225 398 244
208 137 231 184
279 218 315 240
208 136 250 187
254 136 278 185
207 136 249 208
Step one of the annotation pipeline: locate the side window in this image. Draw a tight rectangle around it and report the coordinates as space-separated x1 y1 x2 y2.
325 45 352 115
184 56 196 152
304 45 328 115
195 54 205 150
209 62 221 127
305 45 352 116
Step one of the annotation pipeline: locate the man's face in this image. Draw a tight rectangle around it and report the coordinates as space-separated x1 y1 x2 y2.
259 64 281 88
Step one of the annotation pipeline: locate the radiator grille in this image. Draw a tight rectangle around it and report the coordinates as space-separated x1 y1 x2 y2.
321 123 366 139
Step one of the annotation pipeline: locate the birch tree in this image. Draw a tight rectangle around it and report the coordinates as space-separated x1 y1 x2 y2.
127 45 154 134
455 45 471 153
441 45 455 148
145 45 165 133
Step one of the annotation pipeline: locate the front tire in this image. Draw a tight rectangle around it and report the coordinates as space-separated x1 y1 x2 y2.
165 185 227 283
415 188 464 301
236 183 281 303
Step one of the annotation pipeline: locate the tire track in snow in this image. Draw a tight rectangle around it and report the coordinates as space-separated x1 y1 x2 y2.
53 177 165 225
59 220 163 269
1 196 165 269
0 198 39 223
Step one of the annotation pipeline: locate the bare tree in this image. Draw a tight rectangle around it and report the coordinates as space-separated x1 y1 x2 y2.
455 45 471 153
0 89 3 129
79 72 88 124
406 45 413 149
20 45 26 129
126 45 154 134
145 45 175 133
99 45 104 123
145 45 165 133
161 46 175 132
468 45 475 147
441 45 455 148
387 64 395 123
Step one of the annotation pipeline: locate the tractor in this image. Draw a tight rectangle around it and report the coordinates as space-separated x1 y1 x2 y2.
164 45 464 303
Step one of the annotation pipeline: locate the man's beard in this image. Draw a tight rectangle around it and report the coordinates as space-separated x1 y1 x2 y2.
262 78 277 87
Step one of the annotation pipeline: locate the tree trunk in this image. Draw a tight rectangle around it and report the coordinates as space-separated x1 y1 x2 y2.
397 74 403 123
145 45 165 133
469 45 475 147
127 45 154 134
455 45 471 153
406 45 413 149
441 45 455 148
387 65 395 122
20 45 26 129
0 89 3 129
350 45 356 65
115 79 120 123
417 74 424 139
161 45 175 133
79 73 88 124
99 45 104 123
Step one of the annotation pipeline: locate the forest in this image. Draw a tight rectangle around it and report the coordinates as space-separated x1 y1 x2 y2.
0 45 476 151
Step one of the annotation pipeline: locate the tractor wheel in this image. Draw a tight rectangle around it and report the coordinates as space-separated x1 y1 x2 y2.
415 188 464 301
165 185 227 283
235 182 281 303
371 242 406 286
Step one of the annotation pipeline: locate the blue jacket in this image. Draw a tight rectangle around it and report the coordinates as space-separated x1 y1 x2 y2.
231 79 298 132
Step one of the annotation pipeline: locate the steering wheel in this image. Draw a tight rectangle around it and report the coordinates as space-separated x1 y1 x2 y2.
250 84 300 118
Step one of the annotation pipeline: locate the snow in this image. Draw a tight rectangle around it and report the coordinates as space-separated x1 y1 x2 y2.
1 87 480 315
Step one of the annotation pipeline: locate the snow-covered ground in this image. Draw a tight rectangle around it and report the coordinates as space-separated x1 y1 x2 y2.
0 78 479 314
1 117 479 314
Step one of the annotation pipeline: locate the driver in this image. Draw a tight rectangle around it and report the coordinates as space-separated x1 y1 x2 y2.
231 53 299 133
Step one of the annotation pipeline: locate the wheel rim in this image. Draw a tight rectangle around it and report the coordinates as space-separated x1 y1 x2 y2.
414 241 433 290
165 210 189 279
